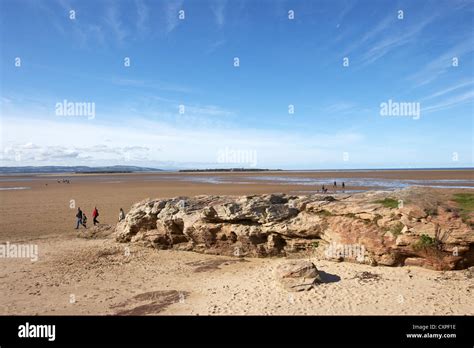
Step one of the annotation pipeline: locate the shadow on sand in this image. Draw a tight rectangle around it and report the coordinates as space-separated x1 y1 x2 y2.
319 271 341 283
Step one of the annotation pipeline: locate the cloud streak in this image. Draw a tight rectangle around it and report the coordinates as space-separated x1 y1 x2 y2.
165 0 184 33
211 0 227 27
104 4 128 44
358 13 439 67
409 41 474 87
421 81 474 101
422 90 474 114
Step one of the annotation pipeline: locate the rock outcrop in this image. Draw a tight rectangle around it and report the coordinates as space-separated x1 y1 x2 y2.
114 188 474 270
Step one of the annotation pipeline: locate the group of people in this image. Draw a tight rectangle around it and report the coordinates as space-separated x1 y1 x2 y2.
57 179 70 184
321 181 345 193
75 207 126 229
75 207 99 229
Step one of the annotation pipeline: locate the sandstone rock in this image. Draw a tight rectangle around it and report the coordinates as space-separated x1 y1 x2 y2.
400 206 427 220
404 257 425 267
356 212 376 220
400 215 414 228
266 234 286 255
376 216 393 229
378 253 399 266
274 260 322 291
395 234 415 246
114 188 474 270
411 222 437 238
284 239 317 253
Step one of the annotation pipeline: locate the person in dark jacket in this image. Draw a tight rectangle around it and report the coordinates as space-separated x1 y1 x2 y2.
75 208 83 229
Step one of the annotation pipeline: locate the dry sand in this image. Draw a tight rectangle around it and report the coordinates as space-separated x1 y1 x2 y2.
1 236 473 315
0 170 473 315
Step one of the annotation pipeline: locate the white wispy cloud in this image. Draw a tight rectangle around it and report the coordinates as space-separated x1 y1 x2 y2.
110 77 195 94
73 23 106 48
165 0 184 33
135 0 149 35
38 0 122 47
104 4 128 44
422 90 474 113
409 40 474 87
211 0 227 27
335 0 355 27
321 102 358 115
421 80 474 101
358 13 439 66
181 104 234 117
206 39 227 54
343 14 394 56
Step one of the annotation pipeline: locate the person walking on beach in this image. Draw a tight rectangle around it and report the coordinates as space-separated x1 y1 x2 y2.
333 181 337 187
92 207 99 226
75 208 83 229
342 182 345 189
82 213 87 228
119 208 125 222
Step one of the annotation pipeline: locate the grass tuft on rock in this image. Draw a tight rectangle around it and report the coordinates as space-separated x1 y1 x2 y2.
413 234 437 251
390 222 404 236
373 198 399 209
452 193 474 226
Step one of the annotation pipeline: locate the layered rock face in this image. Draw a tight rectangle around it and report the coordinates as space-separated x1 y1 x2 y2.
114 188 474 270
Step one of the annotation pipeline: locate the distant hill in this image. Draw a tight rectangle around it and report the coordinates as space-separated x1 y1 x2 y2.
0 165 162 174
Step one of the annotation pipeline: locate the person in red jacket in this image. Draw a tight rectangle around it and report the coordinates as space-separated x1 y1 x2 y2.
92 207 99 226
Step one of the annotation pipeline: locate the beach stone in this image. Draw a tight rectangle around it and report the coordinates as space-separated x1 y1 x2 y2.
274 260 322 291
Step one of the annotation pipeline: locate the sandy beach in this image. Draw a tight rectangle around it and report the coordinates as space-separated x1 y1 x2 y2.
0 169 473 315
1 235 473 316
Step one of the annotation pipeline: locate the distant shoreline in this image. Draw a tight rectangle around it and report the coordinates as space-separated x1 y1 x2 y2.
179 168 282 173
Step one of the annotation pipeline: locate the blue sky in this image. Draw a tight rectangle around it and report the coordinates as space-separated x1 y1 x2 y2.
0 0 473 169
